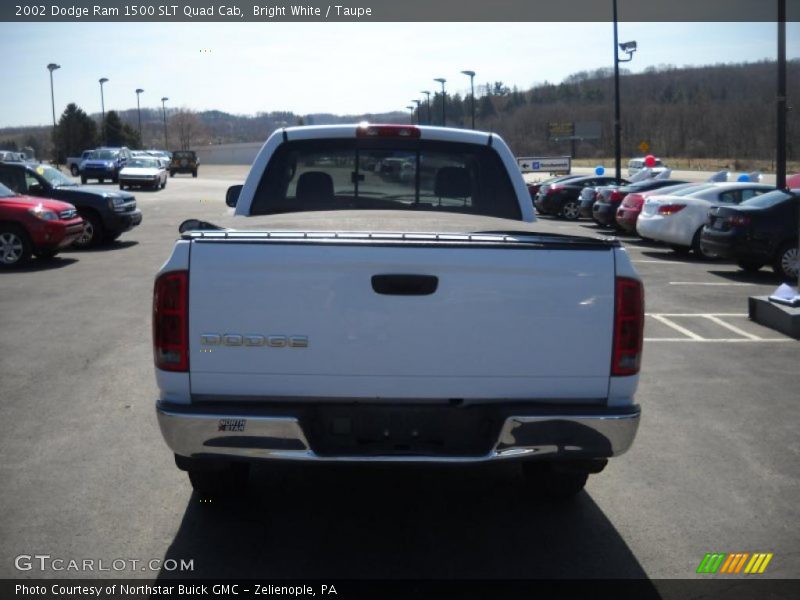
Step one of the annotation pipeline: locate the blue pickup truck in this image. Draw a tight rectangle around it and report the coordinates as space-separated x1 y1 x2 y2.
80 147 132 184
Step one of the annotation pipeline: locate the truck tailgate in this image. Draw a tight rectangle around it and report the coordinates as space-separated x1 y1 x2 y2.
188 239 615 402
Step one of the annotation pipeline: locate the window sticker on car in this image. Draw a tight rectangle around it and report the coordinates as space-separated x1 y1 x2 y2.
218 419 246 432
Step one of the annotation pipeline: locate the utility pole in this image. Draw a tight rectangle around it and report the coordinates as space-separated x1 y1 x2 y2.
434 78 446 126
420 91 431 124
47 63 60 164
135 89 144 145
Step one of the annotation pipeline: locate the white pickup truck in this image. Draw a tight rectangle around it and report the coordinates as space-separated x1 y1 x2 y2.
154 124 644 500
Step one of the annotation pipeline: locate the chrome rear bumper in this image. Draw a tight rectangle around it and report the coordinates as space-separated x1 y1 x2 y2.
157 402 640 463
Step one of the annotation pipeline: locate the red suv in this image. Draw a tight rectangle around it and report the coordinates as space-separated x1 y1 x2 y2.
0 182 84 268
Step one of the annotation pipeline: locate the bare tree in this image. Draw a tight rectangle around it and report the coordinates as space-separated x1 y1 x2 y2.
170 109 205 150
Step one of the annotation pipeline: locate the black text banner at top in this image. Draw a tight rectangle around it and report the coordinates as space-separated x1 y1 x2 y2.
3 0 798 22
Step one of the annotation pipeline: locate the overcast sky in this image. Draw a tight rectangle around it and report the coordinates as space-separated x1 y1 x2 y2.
1 21 798 128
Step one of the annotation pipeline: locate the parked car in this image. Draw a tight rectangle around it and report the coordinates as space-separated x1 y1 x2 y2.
118 157 168 190
66 150 94 176
526 174 581 202
535 175 628 219
79 147 132 184
0 150 26 162
615 182 699 233
701 189 799 280
147 150 172 163
0 182 84 268
628 157 668 177
593 179 691 228
636 182 774 257
579 185 607 220
169 150 199 177
0 161 141 247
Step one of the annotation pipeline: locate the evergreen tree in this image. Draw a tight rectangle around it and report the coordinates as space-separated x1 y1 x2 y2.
54 103 97 162
478 95 497 120
104 111 124 146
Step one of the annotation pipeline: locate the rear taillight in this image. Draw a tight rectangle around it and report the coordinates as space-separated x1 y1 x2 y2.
612 277 644 377
547 185 561 195
610 190 625 202
727 214 751 227
153 270 189 372
658 203 686 216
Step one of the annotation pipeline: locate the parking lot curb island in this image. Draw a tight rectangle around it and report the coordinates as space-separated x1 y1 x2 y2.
748 296 800 340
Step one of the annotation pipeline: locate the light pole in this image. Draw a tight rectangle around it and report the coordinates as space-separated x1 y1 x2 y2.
461 70 476 129
420 90 432 124
776 0 787 192
612 0 636 182
135 88 144 146
433 78 446 126
98 77 108 144
47 63 60 164
411 100 422 125
160 96 169 149
406 105 415 124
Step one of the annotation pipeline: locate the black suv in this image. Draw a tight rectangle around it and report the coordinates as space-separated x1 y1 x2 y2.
169 150 199 177
0 162 142 247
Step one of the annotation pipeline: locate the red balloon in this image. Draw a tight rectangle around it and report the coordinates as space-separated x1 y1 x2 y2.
644 154 656 168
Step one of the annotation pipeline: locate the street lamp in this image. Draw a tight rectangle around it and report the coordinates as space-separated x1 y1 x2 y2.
47 63 60 164
613 0 636 181
433 78 446 126
461 70 476 129
406 105 415 124
411 100 421 125
98 77 108 144
160 97 169 149
420 90 432 124
135 88 144 146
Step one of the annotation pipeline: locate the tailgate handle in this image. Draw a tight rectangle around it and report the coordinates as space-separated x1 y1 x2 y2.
371 274 438 296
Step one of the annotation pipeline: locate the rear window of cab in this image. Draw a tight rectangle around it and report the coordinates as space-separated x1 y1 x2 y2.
249 138 521 220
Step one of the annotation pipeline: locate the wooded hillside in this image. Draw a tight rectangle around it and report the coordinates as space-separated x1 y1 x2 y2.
2 60 796 164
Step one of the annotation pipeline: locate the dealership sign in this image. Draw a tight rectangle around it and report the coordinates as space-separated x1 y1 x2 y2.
517 156 572 174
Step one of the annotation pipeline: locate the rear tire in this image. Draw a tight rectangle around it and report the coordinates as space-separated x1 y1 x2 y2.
192 170 197 178
522 462 589 501
0 225 32 268
70 165 79 176
561 200 580 221
170 170 175 177
187 463 250 497
691 228 714 260
80 175 87 184
773 242 799 281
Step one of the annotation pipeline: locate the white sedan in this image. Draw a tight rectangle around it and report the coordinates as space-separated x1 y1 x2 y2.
118 157 168 191
637 182 774 257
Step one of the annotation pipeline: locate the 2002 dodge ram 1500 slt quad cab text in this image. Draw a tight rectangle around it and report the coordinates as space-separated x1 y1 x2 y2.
154 124 644 500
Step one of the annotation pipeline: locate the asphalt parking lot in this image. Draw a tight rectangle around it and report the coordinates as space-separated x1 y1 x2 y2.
1 165 798 582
